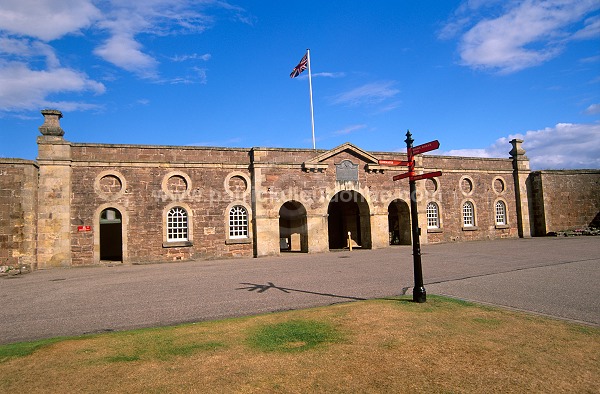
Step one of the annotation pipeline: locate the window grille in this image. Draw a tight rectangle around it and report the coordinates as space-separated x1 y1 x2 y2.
462 201 474 227
495 201 507 225
167 207 188 241
229 205 248 238
426 202 439 228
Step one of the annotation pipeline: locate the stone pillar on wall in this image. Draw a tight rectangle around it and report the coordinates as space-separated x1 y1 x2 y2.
370 213 389 249
250 163 279 257
510 139 531 238
253 215 280 257
306 214 329 253
37 109 73 267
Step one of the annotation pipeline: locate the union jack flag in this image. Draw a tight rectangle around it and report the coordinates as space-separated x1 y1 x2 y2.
290 53 308 78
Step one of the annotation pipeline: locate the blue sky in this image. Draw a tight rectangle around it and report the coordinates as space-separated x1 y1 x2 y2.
0 0 599 169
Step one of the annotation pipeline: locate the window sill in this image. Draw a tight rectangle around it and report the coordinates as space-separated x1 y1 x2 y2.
163 241 193 248
462 226 479 231
495 224 510 229
427 228 443 233
226 237 252 245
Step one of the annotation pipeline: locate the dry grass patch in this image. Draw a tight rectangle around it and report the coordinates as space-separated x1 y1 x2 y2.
1 296 598 393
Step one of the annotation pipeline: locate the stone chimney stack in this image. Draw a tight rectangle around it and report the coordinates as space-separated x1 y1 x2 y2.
38 109 65 137
510 139 531 238
509 139 526 160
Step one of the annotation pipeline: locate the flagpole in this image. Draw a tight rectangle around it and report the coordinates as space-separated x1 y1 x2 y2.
306 48 316 150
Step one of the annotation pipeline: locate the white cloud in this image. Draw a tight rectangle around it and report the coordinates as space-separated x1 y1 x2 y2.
0 37 60 67
0 0 100 41
580 54 600 63
442 123 600 169
442 148 496 158
91 1 218 78
584 103 600 115
0 35 105 112
94 33 159 78
311 72 346 78
166 67 207 85
571 14 600 39
333 124 367 135
0 0 248 112
331 81 399 106
170 53 212 62
443 0 600 73
0 61 105 111
293 72 346 81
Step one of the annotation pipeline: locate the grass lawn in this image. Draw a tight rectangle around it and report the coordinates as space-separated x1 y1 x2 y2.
1 296 598 393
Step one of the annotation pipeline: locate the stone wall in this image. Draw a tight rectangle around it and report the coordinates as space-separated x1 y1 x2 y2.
529 170 600 235
0 159 38 270
15 110 600 270
69 144 254 265
422 157 518 243
250 143 521 259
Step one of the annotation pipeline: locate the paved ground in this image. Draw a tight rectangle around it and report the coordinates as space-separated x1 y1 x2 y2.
1 237 598 344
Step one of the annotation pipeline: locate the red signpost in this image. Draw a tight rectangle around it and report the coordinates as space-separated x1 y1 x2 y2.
411 140 440 156
380 131 442 303
378 140 442 184
391 172 411 181
378 159 412 167
410 170 442 182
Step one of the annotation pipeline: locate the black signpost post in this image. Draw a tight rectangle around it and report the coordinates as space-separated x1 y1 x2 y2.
379 130 442 303
405 131 426 303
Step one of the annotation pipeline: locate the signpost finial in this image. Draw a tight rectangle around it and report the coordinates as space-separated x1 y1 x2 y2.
405 130 413 147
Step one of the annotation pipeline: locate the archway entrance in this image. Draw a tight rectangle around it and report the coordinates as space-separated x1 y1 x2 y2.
279 201 308 252
327 191 371 249
388 199 411 245
100 208 123 261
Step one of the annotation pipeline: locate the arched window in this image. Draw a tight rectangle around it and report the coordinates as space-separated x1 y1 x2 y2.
426 202 439 229
167 207 188 241
495 200 507 225
462 201 475 227
229 205 248 239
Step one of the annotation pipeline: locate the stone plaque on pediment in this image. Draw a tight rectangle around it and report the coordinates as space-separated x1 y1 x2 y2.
336 160 359 182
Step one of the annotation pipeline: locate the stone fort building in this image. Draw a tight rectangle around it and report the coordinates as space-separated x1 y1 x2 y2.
1 110 599 270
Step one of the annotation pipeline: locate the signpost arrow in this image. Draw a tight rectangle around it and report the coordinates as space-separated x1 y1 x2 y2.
411 140 440 156
410 171 442 182
392 172 411 181
378 159 412 167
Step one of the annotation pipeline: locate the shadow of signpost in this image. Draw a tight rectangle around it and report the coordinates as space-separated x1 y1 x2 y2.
236 282 367 301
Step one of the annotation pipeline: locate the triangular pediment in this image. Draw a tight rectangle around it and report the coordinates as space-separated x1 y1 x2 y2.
303 143 379 171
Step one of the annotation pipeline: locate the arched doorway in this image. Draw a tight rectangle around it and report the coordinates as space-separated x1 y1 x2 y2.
388 199 411 245
327 191 371 249
100 208 123 261
279 201 308 252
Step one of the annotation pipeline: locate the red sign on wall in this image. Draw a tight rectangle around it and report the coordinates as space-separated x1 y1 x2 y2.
77 225 91 232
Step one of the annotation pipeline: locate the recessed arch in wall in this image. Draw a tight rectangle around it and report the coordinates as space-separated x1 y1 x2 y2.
279 200 308 252
327 190 372 250
94 170 127 200
93 203 128 263
161 171 192 201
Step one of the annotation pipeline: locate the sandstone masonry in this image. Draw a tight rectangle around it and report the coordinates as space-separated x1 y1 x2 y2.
0 159 38 270
0 110 598 269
